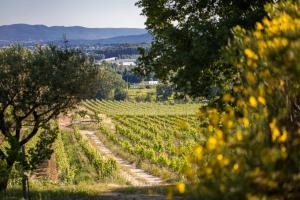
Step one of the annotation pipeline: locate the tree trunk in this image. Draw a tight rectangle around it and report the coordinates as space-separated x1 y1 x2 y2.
0 163 13 192
21 145 29 200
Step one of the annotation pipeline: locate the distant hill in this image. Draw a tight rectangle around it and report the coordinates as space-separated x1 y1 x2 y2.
96 33 152 44
66 33 152 45
0 24 148 42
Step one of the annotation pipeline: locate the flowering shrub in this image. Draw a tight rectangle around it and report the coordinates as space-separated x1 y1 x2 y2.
183 1 300 199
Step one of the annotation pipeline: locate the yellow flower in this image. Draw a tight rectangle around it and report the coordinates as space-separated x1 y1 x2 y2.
263 18 271 27
226 120 234 129
279 130 288 143
258 40 267 55
176 182 185 194
272 128 281 142
249 96 257 108
244 48 258 60
232 163 240 172
258 96 266 105
254 31 262 39
222 158 230 166
236 130 243 141
216 129 223 139
207 137 217 150
223 93 233 102
269 119 281 141
256 22 264 30
194 146 203 160
217 154 223 161
242 118 250 127
269 119 277 130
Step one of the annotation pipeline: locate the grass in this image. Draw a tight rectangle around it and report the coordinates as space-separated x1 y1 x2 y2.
1 182 181 200
2 182 120 200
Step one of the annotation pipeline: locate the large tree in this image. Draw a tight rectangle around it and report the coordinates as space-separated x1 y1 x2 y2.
135 0 274 97
0 45 97 191
95 66 127 100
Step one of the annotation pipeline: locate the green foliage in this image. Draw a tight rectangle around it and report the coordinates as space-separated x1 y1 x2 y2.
0 45 97 190
94 66 128 100
156 84 174 101
94 43 150 59
135 0 273 97
27 126 58 170
114 88 128 101
73 128 117 179
83 100 204 180
54 131 75 183
83 100 201 116
184 1 300 199
127 88 156 102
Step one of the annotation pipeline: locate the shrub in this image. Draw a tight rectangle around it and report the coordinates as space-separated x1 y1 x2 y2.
183 1 300 199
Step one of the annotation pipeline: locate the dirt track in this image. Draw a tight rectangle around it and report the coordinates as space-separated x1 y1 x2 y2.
58 114 177 200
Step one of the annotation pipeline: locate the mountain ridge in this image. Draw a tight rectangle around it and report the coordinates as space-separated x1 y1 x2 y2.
0 24 148 42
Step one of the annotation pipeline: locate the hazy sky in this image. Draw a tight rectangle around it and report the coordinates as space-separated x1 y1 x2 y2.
0 0 146 28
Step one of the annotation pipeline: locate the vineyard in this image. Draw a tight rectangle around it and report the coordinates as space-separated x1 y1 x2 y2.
82 100 201 115
81 100 204 181
1 1 299 199
53 128 119 184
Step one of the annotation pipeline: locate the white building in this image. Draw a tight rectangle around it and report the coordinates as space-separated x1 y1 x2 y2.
121 61 136 66
144 81 159 85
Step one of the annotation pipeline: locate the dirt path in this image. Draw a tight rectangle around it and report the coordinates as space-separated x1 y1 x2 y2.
81 130 163 186
59 114 163 187
56 114 182 200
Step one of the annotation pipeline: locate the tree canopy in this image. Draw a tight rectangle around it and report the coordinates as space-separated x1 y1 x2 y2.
135 0 274 97
94 66 127 100
0 45 97 190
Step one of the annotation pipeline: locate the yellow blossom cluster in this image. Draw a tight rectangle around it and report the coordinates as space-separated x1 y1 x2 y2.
183 1 300 199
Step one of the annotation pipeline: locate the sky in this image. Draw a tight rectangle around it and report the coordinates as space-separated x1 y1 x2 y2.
0 0 146 28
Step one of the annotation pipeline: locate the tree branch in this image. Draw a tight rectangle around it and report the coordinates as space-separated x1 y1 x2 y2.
19 111 39 146
38 99 72 124
0 112 9 138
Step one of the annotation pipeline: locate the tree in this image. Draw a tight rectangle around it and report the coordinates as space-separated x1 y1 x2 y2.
135 0 274 97
0 45 97 191
122 69 142 84
95 67 128 100
156 84 174 101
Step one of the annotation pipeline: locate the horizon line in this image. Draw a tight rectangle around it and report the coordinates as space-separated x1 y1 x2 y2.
0 23 146 29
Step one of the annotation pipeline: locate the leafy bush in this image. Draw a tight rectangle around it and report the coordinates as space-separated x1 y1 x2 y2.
183 1 300 199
